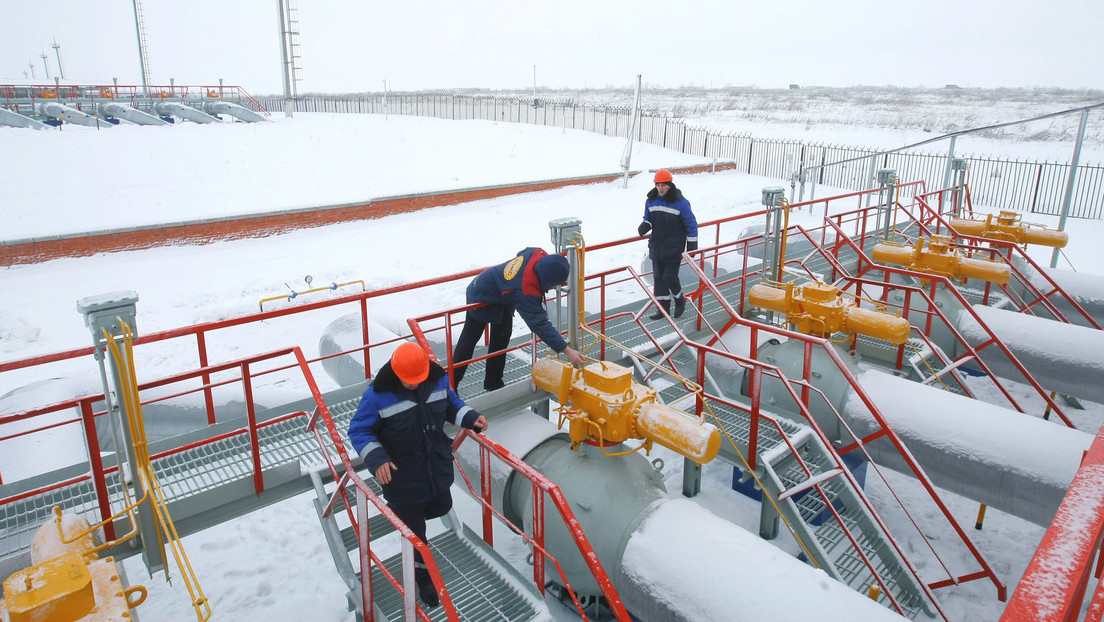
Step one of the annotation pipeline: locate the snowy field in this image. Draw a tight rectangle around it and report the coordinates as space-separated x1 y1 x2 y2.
2 100 1103 621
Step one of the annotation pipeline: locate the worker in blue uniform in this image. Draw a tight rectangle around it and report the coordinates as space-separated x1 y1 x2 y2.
637 169 698 319
347 341 488 608
451 247 586 391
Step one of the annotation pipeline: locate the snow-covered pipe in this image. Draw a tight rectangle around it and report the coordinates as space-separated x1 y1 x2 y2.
742 338 1092 527
455 411 908 622
0 107 48 130
153 102 221 124
37 101 110 128
844 369 1092 527
1016 257 1104 329
203 101 268 123
101 102 169 126
954 304 1104 405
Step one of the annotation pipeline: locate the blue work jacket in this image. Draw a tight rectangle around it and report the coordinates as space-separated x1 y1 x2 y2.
347 361 479 505
642 185 698 263
465 247 568 352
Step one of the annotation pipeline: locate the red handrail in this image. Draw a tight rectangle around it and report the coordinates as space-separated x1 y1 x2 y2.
1002 420 1104 621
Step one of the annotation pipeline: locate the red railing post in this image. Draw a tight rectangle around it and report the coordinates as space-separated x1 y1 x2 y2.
196 331 215 425
532 484 546 593
480 444 493 545
241 362 264 495
80 398 116 540
747 366 761 470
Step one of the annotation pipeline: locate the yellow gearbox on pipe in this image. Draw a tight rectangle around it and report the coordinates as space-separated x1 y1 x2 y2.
748 281 911 345
950 210 1068 249
872 235 1011 285
532 358 721 464
0 511 146 622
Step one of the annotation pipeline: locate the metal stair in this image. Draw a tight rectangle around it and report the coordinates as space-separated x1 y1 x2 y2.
309 464 544 622
633 343 940 620
761 434 935 619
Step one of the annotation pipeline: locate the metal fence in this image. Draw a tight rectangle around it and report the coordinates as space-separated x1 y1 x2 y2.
258 94 1104 219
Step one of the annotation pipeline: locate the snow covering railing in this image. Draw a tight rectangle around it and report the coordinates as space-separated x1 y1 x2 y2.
1001 420 1104 621
815 214 1077 428
682 253 1007 600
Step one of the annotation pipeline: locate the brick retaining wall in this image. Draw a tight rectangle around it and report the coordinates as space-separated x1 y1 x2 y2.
1 171 654 266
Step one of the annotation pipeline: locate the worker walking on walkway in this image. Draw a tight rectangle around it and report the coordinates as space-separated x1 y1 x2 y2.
637 169 698 319
347 341 488 608
452 247 586 391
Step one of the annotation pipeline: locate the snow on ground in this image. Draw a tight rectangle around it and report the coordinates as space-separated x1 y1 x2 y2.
2 111 1103 621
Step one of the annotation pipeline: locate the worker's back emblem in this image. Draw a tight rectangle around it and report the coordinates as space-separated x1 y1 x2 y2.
503 256 525 280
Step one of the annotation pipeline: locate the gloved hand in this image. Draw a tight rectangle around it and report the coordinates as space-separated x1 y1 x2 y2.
686 241 698 252
637 222 652 237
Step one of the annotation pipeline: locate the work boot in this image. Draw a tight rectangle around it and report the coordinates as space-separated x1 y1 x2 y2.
483 378 506 392
418 581 440 608
649 300 671 321
673 295 687 319
415 568 440 608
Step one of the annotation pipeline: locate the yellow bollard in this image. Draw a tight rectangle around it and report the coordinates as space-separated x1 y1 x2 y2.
868 584 882 601
975 504 988 530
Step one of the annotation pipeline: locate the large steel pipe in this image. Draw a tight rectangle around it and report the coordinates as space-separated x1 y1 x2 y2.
454 411 907 622
954 304 1104 405
1011 256 1104 329
153 102 221 124
844 369 1092 527
37 101 109 128
746 338 1092 527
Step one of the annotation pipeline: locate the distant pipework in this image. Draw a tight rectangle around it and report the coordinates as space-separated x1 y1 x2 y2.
950 210 1068 249
748 281 911 345
531 358 721 464
872 235 1011 284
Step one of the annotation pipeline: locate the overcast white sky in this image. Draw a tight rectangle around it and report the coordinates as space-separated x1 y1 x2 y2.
3 0 1103 95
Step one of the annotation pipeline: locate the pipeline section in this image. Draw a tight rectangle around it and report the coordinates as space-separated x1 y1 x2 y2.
455 411 907 622
953 304 1104 405
844 368 1092 527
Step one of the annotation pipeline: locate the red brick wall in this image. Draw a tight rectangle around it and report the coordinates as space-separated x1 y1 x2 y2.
1 173 626 266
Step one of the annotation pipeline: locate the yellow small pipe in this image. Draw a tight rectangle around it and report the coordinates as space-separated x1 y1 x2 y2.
258 280 366 311
975 504 987 530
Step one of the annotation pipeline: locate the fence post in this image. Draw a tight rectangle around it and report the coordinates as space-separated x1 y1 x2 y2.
1052 108 1089 268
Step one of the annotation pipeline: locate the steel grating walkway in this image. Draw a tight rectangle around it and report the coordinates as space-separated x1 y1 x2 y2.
312 467 542 622
0 394 361 581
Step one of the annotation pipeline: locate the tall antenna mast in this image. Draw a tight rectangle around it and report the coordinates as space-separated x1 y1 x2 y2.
51 37 66 80
40 52 51 80
132 0 152 94
277 0 304 118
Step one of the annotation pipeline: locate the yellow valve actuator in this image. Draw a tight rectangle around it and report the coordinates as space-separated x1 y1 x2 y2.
532 358 721 464
950 210 1068 248
0 513 147 622
748 281 911 345
872 235 1011 285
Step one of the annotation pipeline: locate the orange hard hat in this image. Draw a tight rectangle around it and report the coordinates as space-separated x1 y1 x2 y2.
654 169 673 183
391 342 430 385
